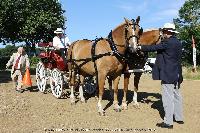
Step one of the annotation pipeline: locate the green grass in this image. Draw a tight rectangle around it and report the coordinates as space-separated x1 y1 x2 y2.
182 66 200 80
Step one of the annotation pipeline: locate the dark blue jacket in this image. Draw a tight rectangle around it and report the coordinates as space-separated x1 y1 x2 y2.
141 35 183 84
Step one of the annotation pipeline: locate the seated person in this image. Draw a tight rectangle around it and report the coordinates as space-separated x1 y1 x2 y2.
53 28 71 63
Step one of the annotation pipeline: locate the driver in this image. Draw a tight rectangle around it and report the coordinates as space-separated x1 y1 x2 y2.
53 28 71 63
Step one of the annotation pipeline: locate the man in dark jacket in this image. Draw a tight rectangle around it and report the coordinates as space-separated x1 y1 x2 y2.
138 23 184 129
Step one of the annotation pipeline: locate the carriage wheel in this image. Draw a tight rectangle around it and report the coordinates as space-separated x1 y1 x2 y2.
50 68 64 98
36 62 47 93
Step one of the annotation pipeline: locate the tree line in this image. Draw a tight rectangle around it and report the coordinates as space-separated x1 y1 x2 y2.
0 0 199 66
0 0 65 51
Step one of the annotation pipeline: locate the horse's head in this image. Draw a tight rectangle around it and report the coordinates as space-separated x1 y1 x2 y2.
139 28 164 45
124 16 143 53
110 17 142 54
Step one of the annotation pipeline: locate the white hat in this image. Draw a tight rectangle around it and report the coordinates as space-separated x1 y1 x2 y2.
54 28 64 34
162 23 179 34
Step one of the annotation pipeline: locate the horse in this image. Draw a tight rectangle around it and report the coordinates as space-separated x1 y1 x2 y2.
108 28 163 110
67 17 142 115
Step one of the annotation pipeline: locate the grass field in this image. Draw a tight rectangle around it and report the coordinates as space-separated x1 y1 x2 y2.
182 66 200 80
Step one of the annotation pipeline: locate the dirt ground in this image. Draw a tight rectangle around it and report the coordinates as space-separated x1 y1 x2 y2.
0 70 200 133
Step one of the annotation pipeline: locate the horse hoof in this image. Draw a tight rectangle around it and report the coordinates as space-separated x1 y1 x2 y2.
121 103 128 110
80 99 86 103
121 106 128 110
71 102 76 105
70 99 76 105
98 111 105 116
95 96 99 101
114 107 122 112
133 102 140 109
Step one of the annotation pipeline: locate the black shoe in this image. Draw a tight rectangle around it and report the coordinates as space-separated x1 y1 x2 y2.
176 121 184 124
156 122 173 129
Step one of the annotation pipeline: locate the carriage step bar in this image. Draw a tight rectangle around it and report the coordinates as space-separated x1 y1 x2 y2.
124 69 150 73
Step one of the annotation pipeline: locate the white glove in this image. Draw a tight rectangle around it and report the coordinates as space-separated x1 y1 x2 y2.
137 46 141 50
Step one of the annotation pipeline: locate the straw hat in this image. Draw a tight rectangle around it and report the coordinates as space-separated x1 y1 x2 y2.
54 28 64 34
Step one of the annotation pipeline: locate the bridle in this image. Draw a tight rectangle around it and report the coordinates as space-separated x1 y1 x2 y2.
125 20 142 49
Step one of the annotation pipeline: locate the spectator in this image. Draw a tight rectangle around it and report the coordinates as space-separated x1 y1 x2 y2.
6 47 30 93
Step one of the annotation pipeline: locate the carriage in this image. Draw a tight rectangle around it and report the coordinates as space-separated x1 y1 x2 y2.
35 42 96 98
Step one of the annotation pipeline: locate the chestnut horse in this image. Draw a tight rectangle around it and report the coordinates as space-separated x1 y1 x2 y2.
108 29 163 109
67 17 141 115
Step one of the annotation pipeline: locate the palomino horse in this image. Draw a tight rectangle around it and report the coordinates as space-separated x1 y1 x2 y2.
108 29 163 109
67 17 141 115
124 29 163 108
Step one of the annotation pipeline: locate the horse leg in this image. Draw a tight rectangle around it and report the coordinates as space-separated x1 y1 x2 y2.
78 75 85 103
69 70 76 104
97 73 106 116
121 73 131 110
108 76 114 100
113 75 121 112
133 73 142 108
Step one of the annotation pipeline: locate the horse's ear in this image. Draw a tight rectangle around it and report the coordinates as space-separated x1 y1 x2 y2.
124 17 130 25
139 27 143 35
136 16 140 24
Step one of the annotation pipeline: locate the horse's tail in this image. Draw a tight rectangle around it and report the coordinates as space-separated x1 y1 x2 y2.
67 40 79 86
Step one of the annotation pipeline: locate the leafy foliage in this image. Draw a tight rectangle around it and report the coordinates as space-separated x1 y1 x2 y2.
0 0 65 45
0 45 18 56
174 0 200 65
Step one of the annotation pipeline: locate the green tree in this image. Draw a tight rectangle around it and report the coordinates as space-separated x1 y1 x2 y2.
0 0 65 47
174 0 200 66
0 45 18 56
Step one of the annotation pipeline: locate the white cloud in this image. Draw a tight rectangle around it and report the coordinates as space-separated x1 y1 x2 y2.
155 9 179 18
117 5 133 12
116 1 148 13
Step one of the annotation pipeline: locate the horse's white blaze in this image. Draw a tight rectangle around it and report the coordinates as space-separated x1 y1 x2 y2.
132 27 137 50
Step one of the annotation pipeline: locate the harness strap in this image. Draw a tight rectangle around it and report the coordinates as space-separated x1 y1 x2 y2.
108 31 127 61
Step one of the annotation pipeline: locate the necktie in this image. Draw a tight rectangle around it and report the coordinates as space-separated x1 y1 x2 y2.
60 38 66 48
14 55 21 69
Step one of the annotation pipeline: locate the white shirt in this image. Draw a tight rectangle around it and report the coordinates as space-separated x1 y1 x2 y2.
53 36 71 49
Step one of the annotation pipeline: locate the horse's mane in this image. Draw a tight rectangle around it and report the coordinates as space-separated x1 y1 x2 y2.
112 22 126 32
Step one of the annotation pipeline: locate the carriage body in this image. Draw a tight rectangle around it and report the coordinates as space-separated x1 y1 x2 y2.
37 42 67 71
36 42 95 98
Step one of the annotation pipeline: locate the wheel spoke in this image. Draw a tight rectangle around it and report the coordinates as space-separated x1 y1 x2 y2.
50 69 64 98
36 62 47 93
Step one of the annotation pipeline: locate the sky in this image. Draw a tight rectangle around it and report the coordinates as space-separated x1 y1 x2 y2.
61 0 186 42
0 0 186 48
